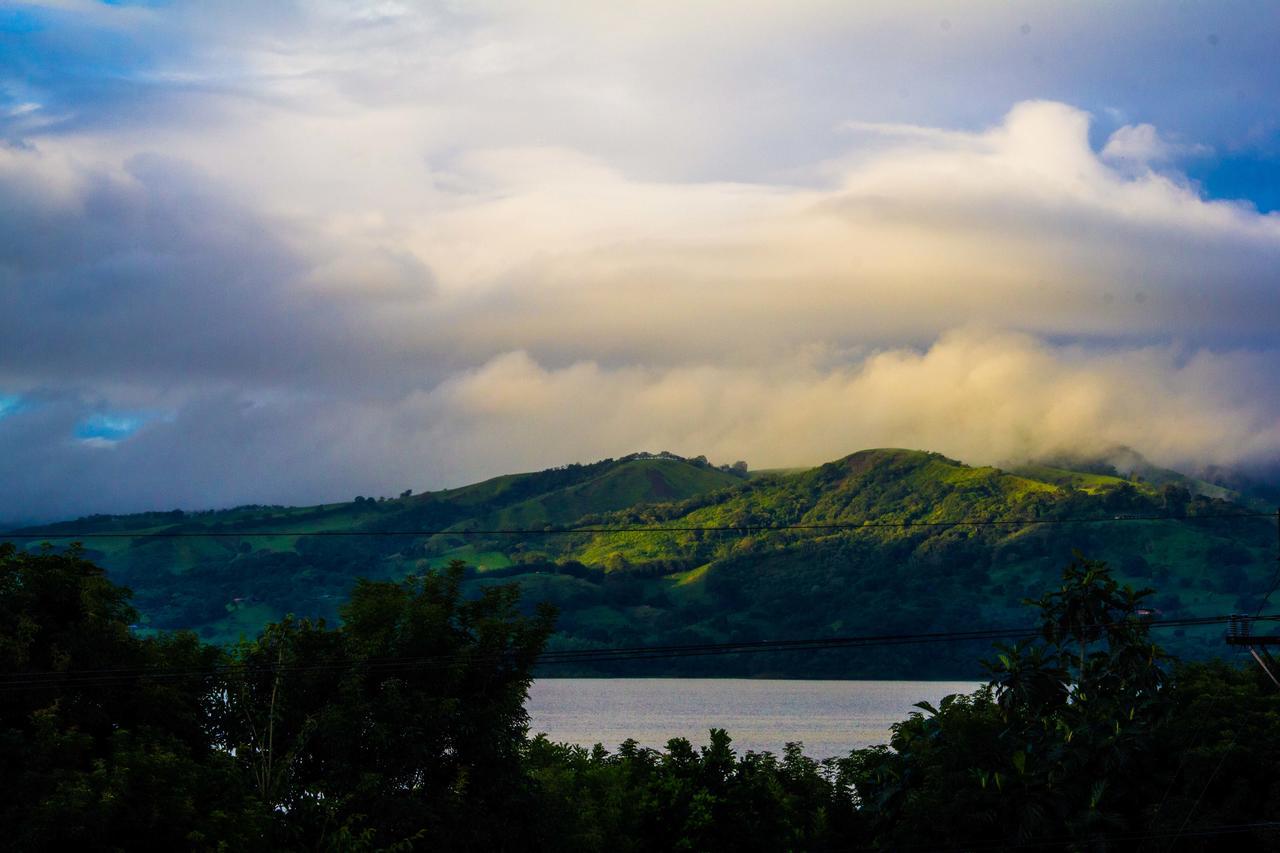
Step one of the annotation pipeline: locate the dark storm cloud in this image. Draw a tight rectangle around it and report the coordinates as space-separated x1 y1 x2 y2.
0 149 438 396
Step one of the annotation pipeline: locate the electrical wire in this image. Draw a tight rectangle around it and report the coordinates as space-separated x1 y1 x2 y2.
0 614 1267 692
2 510 1272 540
900 819 1280 852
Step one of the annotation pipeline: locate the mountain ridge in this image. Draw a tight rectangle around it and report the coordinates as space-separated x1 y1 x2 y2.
8 448 1276 676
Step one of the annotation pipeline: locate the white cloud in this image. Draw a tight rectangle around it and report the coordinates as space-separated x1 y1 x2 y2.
1102 123 1212 168
387 101 1280 370
4 99 1280 521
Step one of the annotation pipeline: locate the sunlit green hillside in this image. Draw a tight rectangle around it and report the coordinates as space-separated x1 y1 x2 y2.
9 449 1274 675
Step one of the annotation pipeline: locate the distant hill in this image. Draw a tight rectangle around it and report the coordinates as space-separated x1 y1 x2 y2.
8 448 1276 677
1016 445 1242 504
398 452 745 532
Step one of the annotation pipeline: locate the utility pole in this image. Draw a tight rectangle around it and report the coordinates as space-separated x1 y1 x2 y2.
1226 613 1280 687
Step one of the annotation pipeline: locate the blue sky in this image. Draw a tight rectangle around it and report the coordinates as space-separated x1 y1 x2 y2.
74 411 152 442
0 1 1278 521
4 1 1279 203
0 394 23 419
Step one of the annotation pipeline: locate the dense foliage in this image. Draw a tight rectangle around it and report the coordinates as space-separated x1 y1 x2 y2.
3 543 1279 850
0 543 266 849
218 562 556 849
1 546 554 851
523 733 865 852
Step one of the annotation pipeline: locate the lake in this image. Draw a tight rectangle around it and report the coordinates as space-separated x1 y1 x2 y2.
527 678 980 759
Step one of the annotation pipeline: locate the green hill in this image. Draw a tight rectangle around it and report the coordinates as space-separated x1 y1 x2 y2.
1014 445 1241 503
10 453 747 643
426 453 744 530
8 448 1276 676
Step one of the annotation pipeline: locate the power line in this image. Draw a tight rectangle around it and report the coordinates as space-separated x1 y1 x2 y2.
3 510 1272 540
905 819 1280 852
0 614 1264 692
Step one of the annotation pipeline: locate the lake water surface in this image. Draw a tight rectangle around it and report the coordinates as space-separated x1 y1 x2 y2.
528 678 979 759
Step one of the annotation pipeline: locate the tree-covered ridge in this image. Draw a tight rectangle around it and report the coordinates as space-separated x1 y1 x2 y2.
10 448 1276 675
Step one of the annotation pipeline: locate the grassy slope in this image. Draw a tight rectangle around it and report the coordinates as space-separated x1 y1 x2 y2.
1007 464 1131 494
477 458 742 529
562 450 1063 566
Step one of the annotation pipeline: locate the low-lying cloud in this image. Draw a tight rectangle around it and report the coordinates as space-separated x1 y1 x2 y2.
424 330 1280 474
4 330 1279 522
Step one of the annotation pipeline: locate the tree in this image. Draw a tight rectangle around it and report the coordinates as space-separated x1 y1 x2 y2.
851 554 1170 848
0 543 266 850
221 560 556 849
523 731 866 852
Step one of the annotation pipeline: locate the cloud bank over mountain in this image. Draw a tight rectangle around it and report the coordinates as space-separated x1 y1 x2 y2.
1 2 1278 520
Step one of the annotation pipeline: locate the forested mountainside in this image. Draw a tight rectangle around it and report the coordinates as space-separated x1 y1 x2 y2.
11 449 1277 677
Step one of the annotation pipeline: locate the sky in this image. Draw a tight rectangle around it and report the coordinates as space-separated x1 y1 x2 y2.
1 0 1279 522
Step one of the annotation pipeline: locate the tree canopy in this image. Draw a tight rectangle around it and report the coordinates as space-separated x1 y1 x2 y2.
2 543 1278 851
